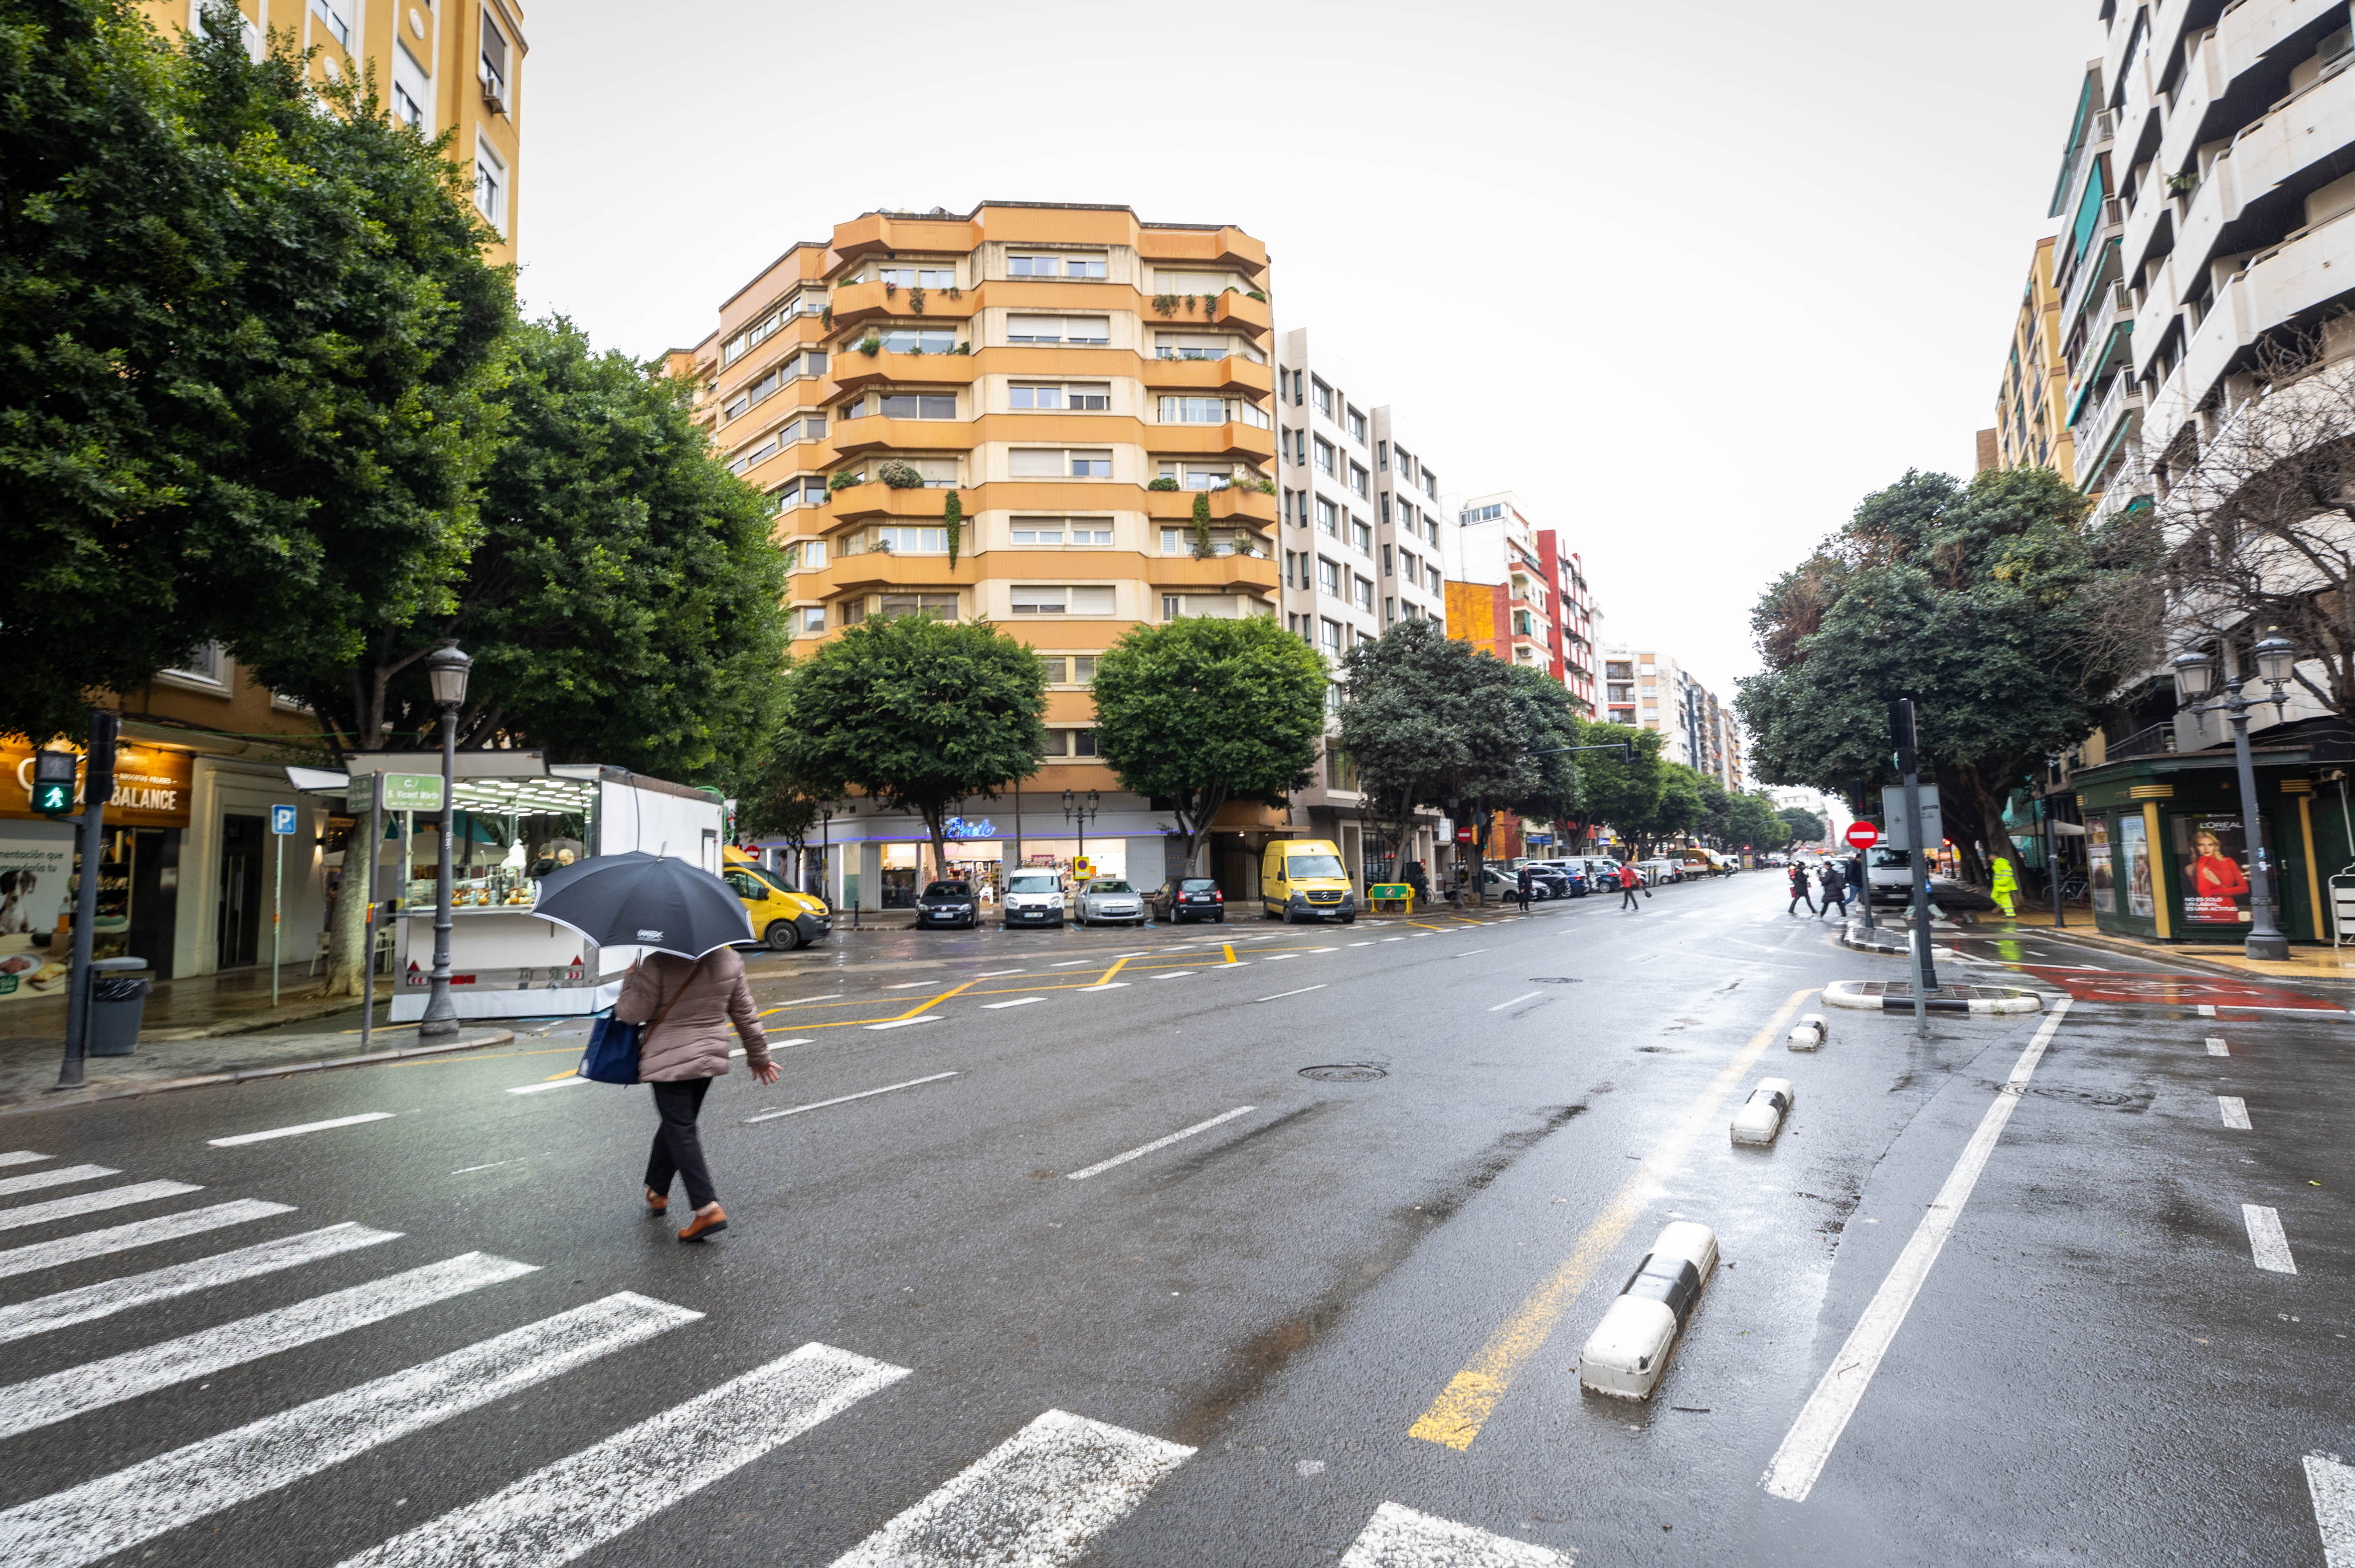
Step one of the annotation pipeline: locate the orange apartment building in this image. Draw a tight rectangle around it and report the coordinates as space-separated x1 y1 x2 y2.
675 203 1288 909
0 1 529 1006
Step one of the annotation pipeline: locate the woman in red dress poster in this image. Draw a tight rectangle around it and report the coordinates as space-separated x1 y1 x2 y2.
2184 826 2250 921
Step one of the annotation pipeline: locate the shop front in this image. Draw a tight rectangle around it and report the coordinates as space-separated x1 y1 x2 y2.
2067 746 2347 945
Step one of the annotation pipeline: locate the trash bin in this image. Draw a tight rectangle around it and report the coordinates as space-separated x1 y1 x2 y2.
86 957 152 1057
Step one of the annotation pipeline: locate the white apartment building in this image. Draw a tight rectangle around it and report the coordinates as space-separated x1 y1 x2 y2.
1601 642 1721 775
1273 328 1450 883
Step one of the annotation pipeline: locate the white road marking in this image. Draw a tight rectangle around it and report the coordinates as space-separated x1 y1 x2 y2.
1454 948 1491 957
2218 1096 2252 1129
884 981 934 990
825 1408 1192 1568
1349 942 1375 947
983 998 1043 1009
0 1251 536 1439
0 1291 697 1568
0 1199 292 1282
1051 960 1091 967
2199 1003 2216 1017
507 1076 586 1095
336 1342 909 1568
1339 1501 1572 1567
2244 1204 2297 1273
744 1073 959 1123
0 1182 201 1234
2206 1037 2230 1056
1113 950 1151 957
1261 953 1298 961
1212 961 1250 968
1307 946 1338 952
974 970 1025 978
1488 991 1544 1013
2306 1453 2355 1568
1762 998 2073 1502
208 1112 396 1148
1258 985 1328 1003
1152 971 1198 981
771 1037 816 1049
0 1164 119 1198
774 994 844 1006
0 1152 51 1168
1382 937 1405 942
1066 1106 1258 1181
0 1222 401 1345
452 1161 516 1175
1075 982 1130 992
865 1016 940 1030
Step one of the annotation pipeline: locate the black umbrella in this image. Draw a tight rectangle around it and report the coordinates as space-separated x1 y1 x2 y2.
528 852 752 959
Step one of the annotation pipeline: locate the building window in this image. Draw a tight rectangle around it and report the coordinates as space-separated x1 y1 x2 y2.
166 641 228 685
875 266 958 289
1353 575 1374 611
1010 255 1107 279
1006 315 1110 344
478 7 508 101
875 393 958 420
1159 396 1230 425
1382 545 1394 577
1384 597 1396 627
1312 378 1334 417
1316 497 1339 535
1162 528 1186 555
1349 464 1369 498
310 0 350 49
1313 437 1336 475
1013 584 1116 616
1319 618 1343 653
875 327 957 355
1041 728 1100 758
799 608 827 634
1426 563 1442 592
1317 558 1341 596
1009 448 1114 478
473 139 506 231
1012 382 1111 411
1347 408 1366 444
391 42 430 130
1352 520 1372 556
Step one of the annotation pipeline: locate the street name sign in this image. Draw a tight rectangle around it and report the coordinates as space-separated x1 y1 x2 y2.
348 773 444 814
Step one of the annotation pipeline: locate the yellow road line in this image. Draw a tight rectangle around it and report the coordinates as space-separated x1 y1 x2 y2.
1223 941 1237 963
541 1068 577 1082
1407 985 1818 1452
1093 954 1136 985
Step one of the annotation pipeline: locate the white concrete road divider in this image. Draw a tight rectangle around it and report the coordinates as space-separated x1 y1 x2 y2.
1578 1220 1718 1401
1730 1079 1795 1146
1787 1014 1827 1051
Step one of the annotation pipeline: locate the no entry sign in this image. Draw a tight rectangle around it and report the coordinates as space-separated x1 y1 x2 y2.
1845 822 1880 849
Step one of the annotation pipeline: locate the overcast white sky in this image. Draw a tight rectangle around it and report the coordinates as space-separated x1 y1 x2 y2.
516 0 2102 701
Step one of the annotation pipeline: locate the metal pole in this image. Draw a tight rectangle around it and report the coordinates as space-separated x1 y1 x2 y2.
361 778 380 1058
419 706 460 1039
1892 700 1936 1039
56 711 117 1090
2042 765 2065 930
272 827 283 1009
2229 703 2290 961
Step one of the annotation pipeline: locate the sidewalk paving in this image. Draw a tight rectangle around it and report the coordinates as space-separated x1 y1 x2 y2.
0 1020 515 1115
0 958 385 1046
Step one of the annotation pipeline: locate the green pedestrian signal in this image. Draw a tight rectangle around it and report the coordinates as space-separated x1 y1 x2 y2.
29 751 76 816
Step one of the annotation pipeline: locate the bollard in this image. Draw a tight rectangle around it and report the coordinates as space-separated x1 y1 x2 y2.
1578 1221 1718 1401
1787 1013 1827 1051
1730 1078 1795 1146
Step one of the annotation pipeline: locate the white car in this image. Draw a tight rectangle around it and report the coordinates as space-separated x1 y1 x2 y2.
1075 878 1147 927
1001 870 1066 929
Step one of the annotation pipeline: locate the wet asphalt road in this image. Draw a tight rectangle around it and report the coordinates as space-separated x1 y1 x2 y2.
0 879 2348 1566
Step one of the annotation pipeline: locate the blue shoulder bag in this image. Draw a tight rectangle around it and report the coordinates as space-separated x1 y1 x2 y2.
580 957 702 1085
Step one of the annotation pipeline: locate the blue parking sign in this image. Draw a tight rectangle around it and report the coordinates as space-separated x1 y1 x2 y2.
270 804 298 836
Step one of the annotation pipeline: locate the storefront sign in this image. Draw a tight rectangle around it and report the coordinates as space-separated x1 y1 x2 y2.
2173 813 2272 926
2119 814 2154 920
2 738 191 828
945 816 996 839
2088 818 2115 914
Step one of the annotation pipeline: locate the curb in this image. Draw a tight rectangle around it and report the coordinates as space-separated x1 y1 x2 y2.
0 1029 516 1118
1824 979 2043 1015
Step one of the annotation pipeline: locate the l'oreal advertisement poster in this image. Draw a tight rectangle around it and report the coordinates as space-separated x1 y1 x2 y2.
2088 818 2114 914
2174 813 2275 926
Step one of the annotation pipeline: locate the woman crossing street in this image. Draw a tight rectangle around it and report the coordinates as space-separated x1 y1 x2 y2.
1787 861 1816 916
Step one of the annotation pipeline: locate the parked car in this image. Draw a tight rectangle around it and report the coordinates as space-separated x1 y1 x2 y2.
1580 856 1631 888
1528 860 1590 896
1524 864 1573 900
1866 847 1913 903
1637 858 1680 886
1075 878 1148 927
1149 876 1227 923
1001 869 1065 929
914 879 979 930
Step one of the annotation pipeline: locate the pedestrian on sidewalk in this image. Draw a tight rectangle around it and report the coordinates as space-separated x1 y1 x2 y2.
1786 861 1816 916
1990 852 2019 918
1515 864 1533 913
1619 863 1647 911
617 944 779 1243
1816 861 1849 919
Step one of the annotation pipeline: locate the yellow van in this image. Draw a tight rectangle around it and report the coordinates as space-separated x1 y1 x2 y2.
1261 838 1358 924
722 847 833 951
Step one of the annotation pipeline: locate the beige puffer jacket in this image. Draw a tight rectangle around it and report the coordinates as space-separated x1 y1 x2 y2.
615 947 771 1082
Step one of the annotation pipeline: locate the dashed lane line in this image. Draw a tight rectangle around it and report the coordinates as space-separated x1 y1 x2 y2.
1258 985 1327 1003
744 1073 959 1124
208 1114 397 1149
982 998 1043 1010
1487 992 1544 1013
2306 1453 2355 1568
1065 1106 1257 1181
2207 1037 2230 1056
2245 1205 2298 1273
864 1017 940 1031
2219 1096 2252 1129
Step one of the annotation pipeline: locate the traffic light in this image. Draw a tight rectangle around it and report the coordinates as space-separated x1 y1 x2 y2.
30 751 75 817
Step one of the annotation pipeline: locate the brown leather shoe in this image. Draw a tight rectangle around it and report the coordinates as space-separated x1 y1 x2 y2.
645 1188 668 1215
677 1204 727 1243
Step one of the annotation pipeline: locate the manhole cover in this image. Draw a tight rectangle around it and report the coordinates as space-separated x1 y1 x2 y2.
1300 1064 1387 1082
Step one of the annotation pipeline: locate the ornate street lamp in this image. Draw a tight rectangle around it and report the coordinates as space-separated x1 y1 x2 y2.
1062 788 1100 877
2173 634 2296 961
418 640 472 1038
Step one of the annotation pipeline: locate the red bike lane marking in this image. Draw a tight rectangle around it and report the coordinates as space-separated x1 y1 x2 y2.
2015 965 2349 1014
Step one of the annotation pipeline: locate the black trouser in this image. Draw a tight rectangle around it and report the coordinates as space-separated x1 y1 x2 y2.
1788 891 1815 914
646 1077 716 1210
1516 887 1530 911
1621 885 1641 910
1820 890 1848 917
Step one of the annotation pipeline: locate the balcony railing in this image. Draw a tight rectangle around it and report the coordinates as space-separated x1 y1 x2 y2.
2103 721 2178 762
2072 370 2139 463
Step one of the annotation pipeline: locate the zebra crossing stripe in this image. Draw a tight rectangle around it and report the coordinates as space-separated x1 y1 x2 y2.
0 1151 52 1168
0 1221 401 1345
0 1290 700 1568
0 1251 536 1439
0 1181 200 1234
336 1342 910 1567
826 1409 1192 1568
1339 1501 1573 1566
0 1200 294 1282
0 1164 119 1199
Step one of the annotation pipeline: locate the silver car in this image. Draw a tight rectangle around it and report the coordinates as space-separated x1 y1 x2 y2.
1074 878 1147 927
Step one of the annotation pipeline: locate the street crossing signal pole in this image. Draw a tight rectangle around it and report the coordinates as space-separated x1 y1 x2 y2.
1890 699 1936 1039
360 776 381 1060
57 710 121 1090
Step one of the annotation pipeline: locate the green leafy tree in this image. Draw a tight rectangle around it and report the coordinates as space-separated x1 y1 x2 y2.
782 614 1046 884
737 722 834 886
1090 616 1327 876
1 0 510 741
1561 721 1665 854
1735 467 2128 884
1501 661 1587 841
1621 763 1706 857
1777 805 1827 844
1732 794 1795 853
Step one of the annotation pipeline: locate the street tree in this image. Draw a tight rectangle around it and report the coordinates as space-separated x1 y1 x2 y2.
1560 721 1664 854
1738 794 1797 853
1089 615 1327 877
1736 466 2133 884
781 614 1047 886
737 724 835 889
1 0 512 741
1777 804 1827 844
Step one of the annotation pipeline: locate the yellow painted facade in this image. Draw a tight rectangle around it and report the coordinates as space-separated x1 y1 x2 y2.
1992 236 2074 483
679 204 1280 798
136 0 525 269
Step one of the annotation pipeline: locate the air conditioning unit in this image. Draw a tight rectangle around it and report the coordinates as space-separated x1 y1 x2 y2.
479 67 506 114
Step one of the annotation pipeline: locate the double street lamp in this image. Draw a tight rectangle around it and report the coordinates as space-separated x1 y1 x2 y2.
1061 788 1100 876
2172 631 2297 962
418 640 472 1039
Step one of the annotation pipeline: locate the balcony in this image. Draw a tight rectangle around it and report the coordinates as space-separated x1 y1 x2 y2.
1143 552 1281 592
1140 354 1273 395
2071 371 2143 473
830 413 977 459
1147 422 1277 462
829 280 980 330
828 349 983 394
1141 485 1277 525
1207 291 1272 338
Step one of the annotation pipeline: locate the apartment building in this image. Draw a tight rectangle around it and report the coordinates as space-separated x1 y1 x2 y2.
1600 643 1718 773
1443 495 1553 671
1983 236 2078 481
677 203 1282 908
1271 330 1450 885
139 0 526 267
